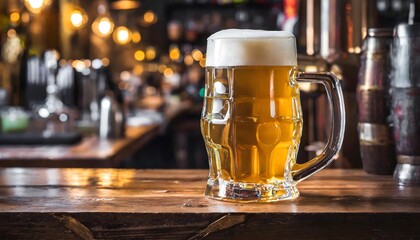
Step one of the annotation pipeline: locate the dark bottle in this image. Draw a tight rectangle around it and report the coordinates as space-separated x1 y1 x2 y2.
391 23 420 185
357 28 396 175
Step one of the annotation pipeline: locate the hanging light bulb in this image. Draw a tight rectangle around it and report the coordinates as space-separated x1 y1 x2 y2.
9 11 20 26
70 11 83 28
143 11 157 24
113 26 132 45
24 0 45 14
70 8 88 30
92 3 115 37
92 16 115 37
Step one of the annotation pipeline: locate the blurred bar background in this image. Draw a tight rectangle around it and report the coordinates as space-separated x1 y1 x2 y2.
0 0 418 170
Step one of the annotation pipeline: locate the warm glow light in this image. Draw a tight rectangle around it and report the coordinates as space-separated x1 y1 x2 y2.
92 17 114 37
199 58 206 68
192 49 203 61
111 0 140 10
70 9 87 29
70 11 83 27
144 11 157 24
158 64 166 73
132 31 141 43
7 29 17 38
72 60 85 71
83 59 91 68
102 58 110 67
163 68 174 77
113 26 132 45
169 46 180 61
134 50 145 61
120 71 131 81
133 64 144 75
25 0 45 14
98 19 113 35
298 82 316 93
305 65 318 73
98 171 112 187
146 47 156 60
184 55 194 66
21 12 30 24
10 12 20 24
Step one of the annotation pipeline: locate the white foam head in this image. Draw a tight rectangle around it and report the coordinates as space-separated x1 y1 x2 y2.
205 29 297 67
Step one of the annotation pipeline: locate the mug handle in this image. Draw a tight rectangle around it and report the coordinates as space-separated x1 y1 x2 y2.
292 72 346 182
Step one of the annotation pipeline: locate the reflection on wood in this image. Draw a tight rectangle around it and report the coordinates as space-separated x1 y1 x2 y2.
0 169 419 239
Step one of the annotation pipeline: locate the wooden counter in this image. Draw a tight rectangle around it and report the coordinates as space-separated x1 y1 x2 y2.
0 169 419 239
0 125 160 168
0 101 192 168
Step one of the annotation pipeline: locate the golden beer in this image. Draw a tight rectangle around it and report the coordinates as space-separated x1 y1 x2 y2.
201 66 302 185
202 29 345 202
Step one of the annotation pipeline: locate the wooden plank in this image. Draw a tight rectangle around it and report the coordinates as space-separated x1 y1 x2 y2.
1 212 418 240
0 169 419 239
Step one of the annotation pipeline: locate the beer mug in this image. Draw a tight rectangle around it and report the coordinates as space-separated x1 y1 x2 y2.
201 29 345 202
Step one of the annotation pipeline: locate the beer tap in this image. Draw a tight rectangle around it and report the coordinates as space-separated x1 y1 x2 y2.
43 50 63 114
35 49 71 135
297 0 378 167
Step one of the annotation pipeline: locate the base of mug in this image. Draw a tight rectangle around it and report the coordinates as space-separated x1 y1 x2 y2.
205 178 299 202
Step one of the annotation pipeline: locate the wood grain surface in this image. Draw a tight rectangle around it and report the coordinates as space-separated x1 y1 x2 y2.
0 168 419 239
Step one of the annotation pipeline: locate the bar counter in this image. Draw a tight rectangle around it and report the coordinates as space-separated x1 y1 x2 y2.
0 101 192 168
0 125 160 168
1 168 419 239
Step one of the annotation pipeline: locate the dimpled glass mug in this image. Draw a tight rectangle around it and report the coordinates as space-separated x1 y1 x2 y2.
201 29 345 202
